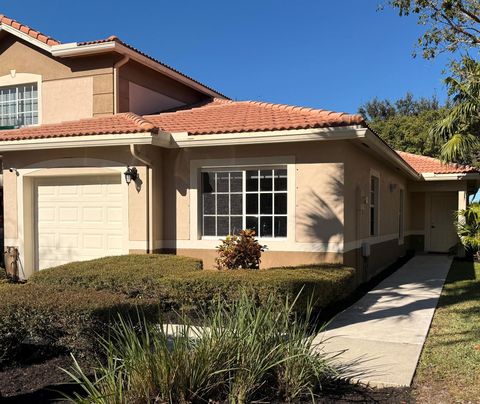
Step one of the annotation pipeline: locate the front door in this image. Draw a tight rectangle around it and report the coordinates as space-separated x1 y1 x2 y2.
429 193 458 252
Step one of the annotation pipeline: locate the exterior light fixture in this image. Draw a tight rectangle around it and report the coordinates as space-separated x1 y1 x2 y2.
124 166 138 185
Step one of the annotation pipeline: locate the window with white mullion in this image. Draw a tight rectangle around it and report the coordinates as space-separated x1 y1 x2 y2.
0 83 38 127
201 167 287 238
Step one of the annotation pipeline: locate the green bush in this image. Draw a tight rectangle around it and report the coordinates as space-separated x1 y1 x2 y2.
31 255 355 312
30 254 203 297
0 283 161 368
0 255 355 367
65 292 339 404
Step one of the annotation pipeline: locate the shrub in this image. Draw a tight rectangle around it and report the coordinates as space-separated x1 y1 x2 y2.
64 292 339 404
31 254 202 297
0 284 161 368
215 229 266 270
0 255 355 367
30 255 355 313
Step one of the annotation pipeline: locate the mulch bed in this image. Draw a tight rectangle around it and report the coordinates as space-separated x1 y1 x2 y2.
0 353 413 403
0 355 86 403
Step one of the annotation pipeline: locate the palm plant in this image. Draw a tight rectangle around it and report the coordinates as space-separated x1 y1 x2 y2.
430 57 480 166
455 202 480 260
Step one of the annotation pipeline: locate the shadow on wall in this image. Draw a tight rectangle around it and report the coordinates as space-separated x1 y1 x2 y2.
298 176 344 247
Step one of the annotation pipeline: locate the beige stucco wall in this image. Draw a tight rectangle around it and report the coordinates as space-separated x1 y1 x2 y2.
0 34 117 122
118 60 208 113
1 146 159 277
161 141 347 253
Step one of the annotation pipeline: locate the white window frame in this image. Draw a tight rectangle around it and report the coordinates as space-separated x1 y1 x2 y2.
0 73 42 127
200 167 288 239
369 171 380 237
0 83 39 127
190 156 296 244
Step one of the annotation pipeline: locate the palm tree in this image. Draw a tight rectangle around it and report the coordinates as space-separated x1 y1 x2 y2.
455 202 480 260
430 57 480 166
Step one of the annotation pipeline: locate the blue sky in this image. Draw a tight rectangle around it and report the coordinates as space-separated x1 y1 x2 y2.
1 0 452 114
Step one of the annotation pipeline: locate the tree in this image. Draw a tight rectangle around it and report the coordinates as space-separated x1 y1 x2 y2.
385 0 480 59
430 56 480 165
359 93 447 156
455 202 480 260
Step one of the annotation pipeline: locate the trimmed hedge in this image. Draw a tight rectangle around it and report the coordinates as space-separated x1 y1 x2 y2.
1 255 356 367
31 255 355 308
0 284 161 367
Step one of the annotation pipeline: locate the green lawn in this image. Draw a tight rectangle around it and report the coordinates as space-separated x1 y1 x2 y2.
413 259 480 403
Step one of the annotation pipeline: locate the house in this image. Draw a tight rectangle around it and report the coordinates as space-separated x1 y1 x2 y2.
0 15 478 279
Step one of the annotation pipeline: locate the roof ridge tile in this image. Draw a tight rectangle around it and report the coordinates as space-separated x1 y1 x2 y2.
121 112 157 132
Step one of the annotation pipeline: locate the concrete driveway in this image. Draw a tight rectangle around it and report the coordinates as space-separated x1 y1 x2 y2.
314 254 452 387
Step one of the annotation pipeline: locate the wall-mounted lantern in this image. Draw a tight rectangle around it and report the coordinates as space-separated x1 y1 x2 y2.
124 166 138 185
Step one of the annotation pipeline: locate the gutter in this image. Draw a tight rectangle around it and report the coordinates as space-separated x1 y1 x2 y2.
130 144 153 254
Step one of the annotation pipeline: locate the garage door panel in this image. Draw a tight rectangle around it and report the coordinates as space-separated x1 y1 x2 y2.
35 175 125 270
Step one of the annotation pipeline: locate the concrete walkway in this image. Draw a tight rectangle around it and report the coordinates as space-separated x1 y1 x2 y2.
314 254 452 387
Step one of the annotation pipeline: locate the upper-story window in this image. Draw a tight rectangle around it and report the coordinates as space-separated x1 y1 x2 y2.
0 83 39 127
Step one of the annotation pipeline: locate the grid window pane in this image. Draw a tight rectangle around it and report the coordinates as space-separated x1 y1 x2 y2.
246 194 258 214
246 171 258 192
260 216 273 237
246 216 258 233
217 194 229 215
203 216 216 236
230 172 242 192
0 83 38 127
274 193 287 214
274 216 287 237
202 168 288 238
274 169 287 191
217 172 229 192
260 170 273 191
231 194 243 215
217 216 229 235
260 194 273 214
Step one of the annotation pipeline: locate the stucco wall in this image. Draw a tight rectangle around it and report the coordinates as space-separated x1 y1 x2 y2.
118 60 208 113
0 35 117 122
161 141 347 258
1 146 158 276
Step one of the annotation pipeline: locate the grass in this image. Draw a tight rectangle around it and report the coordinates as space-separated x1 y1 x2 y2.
413 259 480 403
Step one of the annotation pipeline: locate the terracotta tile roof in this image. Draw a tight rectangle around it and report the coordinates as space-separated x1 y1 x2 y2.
0 14 60 46
0 113 156 141
0 99 363 141
146 98 364 135
397 151 478 174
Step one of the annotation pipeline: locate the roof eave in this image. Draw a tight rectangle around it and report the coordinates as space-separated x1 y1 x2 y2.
421 172 480 181
51 41 227 99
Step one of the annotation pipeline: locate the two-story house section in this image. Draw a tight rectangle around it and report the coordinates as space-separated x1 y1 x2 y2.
0 14 226 127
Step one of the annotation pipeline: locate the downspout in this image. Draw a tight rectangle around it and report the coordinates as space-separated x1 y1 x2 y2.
130 144 153 254
113 55 130 114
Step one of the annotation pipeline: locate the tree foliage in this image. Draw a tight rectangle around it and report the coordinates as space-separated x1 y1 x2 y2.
359 93 448 156
430 56 480 165
455 202 480 259
385 0 480 59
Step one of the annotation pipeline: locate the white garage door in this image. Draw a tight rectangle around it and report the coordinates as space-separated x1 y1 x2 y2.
35 175 126 270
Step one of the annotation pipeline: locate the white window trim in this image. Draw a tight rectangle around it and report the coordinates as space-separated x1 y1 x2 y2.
369 169 380 237
0 72 42 126
199 167 289 240
190 156 296 246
